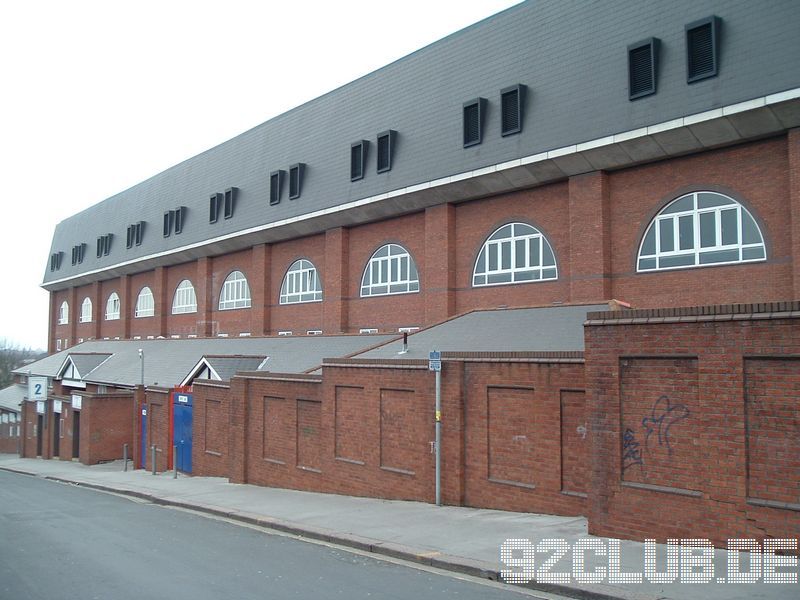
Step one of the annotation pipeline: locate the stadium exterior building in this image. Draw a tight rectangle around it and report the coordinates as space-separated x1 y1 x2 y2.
11 0 800 544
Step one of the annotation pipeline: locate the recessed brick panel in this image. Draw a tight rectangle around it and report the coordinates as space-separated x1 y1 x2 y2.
560 390 587 495
263 396 291 463
487 386 536 487
745 358 800 506
204 399 224 455
296 399 322 471
619 358 700 492
334 385 366 463
379 388 423 474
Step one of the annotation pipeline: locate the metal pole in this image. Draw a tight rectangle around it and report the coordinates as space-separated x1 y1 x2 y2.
123 443 128 472
435 368 442 506
138 349 144 387
173 445 178 479
151 445 156 475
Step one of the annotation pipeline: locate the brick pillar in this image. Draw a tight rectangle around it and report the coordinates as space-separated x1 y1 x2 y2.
789 128 800 298
121 275 132 339
20 401 29 458
250 244 271 336
68 287 78 348
48 292 57 354
568 171 612 303
323 228 350 333
229 376 248 484
92 281 102 340
196 257 213 337
424 204 456 326
153 267 168 337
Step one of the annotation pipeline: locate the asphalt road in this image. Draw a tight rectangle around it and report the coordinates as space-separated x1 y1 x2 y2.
0 471 542 600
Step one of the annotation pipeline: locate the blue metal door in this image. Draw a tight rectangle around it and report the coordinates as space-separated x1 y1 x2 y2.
141 406 148 468
173 392 193 473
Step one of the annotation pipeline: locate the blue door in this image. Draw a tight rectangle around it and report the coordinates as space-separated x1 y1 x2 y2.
141 406 148 468
173 393 193 473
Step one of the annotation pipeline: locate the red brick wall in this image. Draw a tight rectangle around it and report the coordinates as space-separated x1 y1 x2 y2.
164 260 202 337
99 279 124 339
210 249 255 336
129 271 157 338
455 182 572 314
20 401 38 457
585 308 800 545
269 234 325 334
52 289 72 351
237 375 326 493
141 388 170 472
609 137 792 307
54 398 74 461
0 410 20 454
79 393 134 465
208 358 585 514
321 364 440 502
346 213 427 333
74 283 96 342
462 361 587 515
191 382 231 478
49 136 797 346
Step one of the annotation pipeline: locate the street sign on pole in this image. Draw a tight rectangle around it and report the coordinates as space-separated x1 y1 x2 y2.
430 349 442 506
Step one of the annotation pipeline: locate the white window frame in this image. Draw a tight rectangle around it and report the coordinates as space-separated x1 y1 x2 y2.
360 243 419 297
219 270 251 310
637 191 766 272
58 301 69 325
105 292 120 320
135 286 155 318
79 297 92 323
172 279 198 314
472 222 558 287
280 259 322 304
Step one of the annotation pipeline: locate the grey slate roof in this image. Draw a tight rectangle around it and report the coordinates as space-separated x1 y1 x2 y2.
354 304 610 360
44 0 800 289
14 335 396 388
0 384 26 413
205 356 267 381
66 353 112 378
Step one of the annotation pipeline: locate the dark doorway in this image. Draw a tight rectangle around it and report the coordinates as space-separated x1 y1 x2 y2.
52 414 60 457
72 411 80 460
36 415 43 456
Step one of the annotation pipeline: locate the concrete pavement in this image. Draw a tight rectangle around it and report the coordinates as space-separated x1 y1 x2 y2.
1 454 797 600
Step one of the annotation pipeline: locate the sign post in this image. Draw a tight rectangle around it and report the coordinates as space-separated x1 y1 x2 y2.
429 351 442 506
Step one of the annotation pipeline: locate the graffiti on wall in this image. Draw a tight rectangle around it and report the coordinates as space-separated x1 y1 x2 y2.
623 395 690 472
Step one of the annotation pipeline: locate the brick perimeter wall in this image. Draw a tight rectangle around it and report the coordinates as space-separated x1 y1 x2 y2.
0 410 20 454
195 358 586 514
79 393 134 465
585 309 800 545
191 381 231 478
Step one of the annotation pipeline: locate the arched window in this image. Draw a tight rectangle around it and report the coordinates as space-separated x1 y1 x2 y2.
637 191 766 272
79 297 92 323
472 222 557 286
280 259 322 304
360 244 419 297
219 271 251 310
172 280 197 314
135 286 155 318
105 292 120 320
58 301 69 325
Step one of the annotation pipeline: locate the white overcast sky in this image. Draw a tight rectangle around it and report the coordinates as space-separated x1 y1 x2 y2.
0 0 521 351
